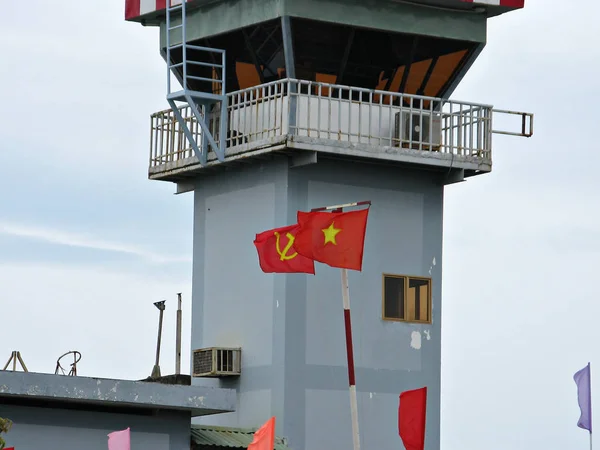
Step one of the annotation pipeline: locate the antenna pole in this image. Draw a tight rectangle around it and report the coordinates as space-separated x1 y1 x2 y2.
176 293 182 375
151 300 166 379
156 305 165 366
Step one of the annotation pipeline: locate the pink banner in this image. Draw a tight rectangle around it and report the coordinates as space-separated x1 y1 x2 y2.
108 427 131 450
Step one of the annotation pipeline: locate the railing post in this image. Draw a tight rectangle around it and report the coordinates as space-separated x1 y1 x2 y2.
487 106 493 157
220 49 228 152
202 104 208 156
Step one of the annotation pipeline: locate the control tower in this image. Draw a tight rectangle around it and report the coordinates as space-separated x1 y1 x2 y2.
125 1 532 449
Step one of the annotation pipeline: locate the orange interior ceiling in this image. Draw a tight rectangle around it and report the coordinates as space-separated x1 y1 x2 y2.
374 50 468 101
236 62 262 90
233 49 467 100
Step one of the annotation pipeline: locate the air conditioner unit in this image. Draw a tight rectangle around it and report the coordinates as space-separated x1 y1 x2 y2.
394 111 442 151
192 347 241 378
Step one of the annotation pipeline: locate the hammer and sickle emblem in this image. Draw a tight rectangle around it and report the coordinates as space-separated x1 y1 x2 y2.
274 231 298 261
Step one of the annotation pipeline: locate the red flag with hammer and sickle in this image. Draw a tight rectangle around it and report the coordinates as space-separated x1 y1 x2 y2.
254 224 315 274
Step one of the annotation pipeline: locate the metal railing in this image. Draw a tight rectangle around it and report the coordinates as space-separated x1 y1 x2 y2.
150 78 494 168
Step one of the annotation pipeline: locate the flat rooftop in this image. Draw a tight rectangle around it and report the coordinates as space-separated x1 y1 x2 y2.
0 371 235 417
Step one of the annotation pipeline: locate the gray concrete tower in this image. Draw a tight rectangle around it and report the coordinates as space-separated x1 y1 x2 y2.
126 1 533 449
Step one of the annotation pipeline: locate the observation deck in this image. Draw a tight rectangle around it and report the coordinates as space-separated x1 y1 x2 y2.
148 78 532 183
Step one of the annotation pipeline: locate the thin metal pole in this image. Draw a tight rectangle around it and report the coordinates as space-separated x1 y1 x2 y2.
590 362 593 450
281 16 297 133
182 0 187 86
16 352 28 372
2 353 11 371
341 268 361 450
156 308 164 366
311 200 371 213
176 293 182 375
166 0 171 95
152 300 166 379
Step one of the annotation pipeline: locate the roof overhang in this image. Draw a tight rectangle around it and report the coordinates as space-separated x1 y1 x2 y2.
394 0 524 17
0 371 235 417
125 0 524 24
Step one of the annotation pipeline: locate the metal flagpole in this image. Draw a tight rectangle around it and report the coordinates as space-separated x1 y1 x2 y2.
311 200 371 450
341 267 360 450
590 362 593 450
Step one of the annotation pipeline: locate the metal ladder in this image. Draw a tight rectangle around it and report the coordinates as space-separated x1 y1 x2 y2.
165 0 228 165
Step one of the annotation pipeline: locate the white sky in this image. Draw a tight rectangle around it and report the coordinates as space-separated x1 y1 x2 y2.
1 1 598 450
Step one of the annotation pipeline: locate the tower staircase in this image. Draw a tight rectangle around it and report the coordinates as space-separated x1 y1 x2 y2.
165 0 228 165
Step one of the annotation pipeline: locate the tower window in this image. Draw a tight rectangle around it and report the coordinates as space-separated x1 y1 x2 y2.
382 274 431 323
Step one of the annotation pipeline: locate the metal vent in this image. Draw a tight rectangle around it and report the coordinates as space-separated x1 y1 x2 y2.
394 111 441 150
192 347 241 378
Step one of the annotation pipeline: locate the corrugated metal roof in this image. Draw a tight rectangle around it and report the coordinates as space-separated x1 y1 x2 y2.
191 425 290 449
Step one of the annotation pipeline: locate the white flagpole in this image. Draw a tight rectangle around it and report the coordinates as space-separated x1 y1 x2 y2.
341 267 360 450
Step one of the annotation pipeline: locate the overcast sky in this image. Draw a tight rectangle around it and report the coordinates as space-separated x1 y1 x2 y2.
1 0 597 449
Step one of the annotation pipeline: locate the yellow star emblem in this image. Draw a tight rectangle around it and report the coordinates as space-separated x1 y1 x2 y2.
322 222 341 246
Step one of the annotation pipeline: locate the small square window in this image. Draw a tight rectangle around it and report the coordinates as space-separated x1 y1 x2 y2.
382 274 431 323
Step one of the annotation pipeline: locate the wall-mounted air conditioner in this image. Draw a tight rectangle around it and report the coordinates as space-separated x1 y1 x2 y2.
394 111 442 151
192 347 241 378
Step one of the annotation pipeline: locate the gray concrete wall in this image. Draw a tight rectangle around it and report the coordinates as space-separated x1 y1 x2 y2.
190 158 290 430
190 156 443 450
0 404 191 450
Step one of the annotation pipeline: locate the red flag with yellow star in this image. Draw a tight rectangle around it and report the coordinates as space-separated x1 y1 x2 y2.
293 208 369 271
254 224 315 274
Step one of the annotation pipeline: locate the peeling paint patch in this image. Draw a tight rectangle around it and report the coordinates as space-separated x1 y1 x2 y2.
410 331 422 350
428 256 437 275
369 392 373 399
424 330 431 340
276 300 279 308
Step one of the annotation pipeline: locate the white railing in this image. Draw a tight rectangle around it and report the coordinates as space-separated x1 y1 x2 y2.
150 78 493 168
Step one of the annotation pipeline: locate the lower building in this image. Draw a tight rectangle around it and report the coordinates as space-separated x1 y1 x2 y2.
0 371 236 450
